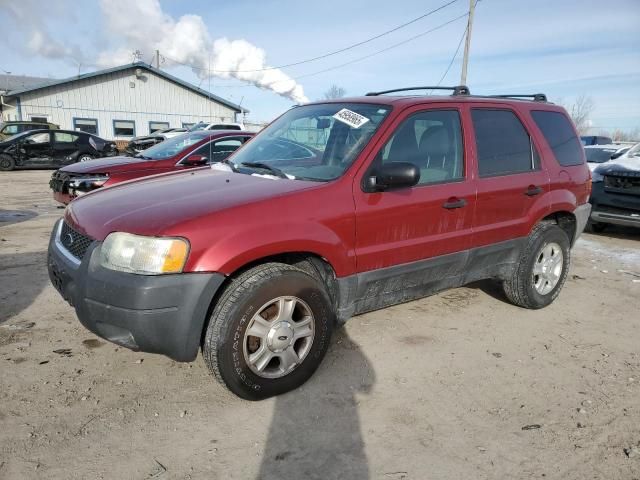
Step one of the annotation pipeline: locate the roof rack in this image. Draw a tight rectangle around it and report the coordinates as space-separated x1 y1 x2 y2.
365 85 470 96
488 93 548 102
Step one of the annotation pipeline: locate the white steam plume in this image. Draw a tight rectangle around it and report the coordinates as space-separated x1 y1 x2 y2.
97 0 308 103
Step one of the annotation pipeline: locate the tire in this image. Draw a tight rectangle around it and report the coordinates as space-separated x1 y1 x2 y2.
0 154 15 171
586 220 607 233
202 262 334 400
77 154 93 162
503 223 570 309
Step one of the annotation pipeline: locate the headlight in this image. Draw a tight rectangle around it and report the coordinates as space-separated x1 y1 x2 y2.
69 175 109 193
591 171 603 182
100 232 189 275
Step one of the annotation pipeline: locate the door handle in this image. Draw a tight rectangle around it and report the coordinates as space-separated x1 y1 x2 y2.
442 197 467 209
524 185 543 196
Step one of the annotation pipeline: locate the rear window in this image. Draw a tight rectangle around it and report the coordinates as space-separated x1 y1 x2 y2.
471 109 534 177
531 111 584 166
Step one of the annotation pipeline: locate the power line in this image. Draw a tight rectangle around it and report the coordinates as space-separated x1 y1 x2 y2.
162 0 460 73
287 12 469 82
432 23 468 90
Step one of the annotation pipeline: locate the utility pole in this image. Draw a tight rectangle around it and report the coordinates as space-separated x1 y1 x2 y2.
155 50 161 69
460 0 475 85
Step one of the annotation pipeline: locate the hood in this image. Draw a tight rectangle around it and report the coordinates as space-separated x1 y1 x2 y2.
65 168 319 240
60 155 153 174
592 156 640 181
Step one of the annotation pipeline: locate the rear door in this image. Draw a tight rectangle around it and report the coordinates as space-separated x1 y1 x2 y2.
353 104 476 273
467 105 550 246
51 131 81 165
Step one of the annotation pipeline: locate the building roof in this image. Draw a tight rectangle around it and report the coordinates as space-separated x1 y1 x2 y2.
5 63 247 113
0 74 54 93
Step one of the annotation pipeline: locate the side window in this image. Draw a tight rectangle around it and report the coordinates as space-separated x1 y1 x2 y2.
2 125 18 135
194 138 244 164
472 109 534 177
531 111 584 166
377 109 464 185
24 132 50 144
54 132 79 143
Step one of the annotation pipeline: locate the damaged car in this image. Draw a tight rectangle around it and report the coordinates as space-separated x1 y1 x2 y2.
589 142 640 232
125 127 188 155
0 129 117 171
50 130 253 204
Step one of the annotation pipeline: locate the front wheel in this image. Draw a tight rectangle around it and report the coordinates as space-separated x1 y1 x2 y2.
202 263 334 400
503 223 570 309
0 154 15 171
77 154 93 162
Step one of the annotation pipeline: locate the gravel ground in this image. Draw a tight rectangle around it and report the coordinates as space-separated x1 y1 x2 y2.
1 170 639 480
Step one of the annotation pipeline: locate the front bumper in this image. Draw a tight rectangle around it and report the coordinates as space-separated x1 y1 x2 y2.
589 181 640 228
47 219 225 361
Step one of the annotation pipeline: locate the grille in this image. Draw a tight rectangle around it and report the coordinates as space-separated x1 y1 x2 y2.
604 172 640 196
59 222 94 260
50 171 80 194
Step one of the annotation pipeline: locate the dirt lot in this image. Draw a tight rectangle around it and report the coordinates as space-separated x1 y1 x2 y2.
0 170 639 480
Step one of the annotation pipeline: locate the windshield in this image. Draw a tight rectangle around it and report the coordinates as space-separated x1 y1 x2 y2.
139 132 209 159
229 103 391 181
585 148 616 163
626 143 640 157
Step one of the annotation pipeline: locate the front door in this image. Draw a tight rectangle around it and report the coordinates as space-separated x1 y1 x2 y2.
353 106 476 275
18 132 52 167
466 105 550 247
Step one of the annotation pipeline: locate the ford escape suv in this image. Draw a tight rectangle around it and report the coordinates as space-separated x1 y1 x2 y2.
47 86 591 400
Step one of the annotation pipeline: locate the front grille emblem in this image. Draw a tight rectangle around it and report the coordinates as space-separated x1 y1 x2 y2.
63 232 75 248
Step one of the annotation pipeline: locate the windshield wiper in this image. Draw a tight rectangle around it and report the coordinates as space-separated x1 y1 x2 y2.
240 162 289 179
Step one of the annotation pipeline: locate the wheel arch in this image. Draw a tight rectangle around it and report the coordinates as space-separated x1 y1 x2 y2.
199 251 340 348
537 210 577 244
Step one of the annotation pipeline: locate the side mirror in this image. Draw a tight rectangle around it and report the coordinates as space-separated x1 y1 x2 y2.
183 154 208 166
364 161 420 192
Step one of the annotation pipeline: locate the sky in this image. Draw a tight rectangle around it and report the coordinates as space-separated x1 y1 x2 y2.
0 0 639 132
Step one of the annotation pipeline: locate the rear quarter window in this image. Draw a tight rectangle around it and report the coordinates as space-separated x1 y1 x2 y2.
531 111 584 166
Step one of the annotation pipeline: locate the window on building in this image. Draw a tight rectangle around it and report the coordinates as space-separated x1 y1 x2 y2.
530 111 584 166
113 120 135 137
149 121 170 134
472 109 534 177
375 109 464 185
54 132 80 143
74 118 98 135
182 122 195 129
30 116 48 123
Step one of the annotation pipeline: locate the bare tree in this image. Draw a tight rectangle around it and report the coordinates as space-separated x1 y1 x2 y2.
323 85 346 100
567 95 595 134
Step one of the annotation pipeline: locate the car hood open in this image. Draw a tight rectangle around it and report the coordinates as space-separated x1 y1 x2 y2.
65 168 319 240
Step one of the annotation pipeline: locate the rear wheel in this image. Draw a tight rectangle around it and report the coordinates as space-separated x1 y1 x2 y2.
503 223 570 309
202 263 334 400
0 154 15 171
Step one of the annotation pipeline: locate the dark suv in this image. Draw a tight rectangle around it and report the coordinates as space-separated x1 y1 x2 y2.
47 86 591 400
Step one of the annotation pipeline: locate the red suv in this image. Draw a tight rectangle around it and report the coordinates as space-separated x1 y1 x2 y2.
49 130 254 204
47 86 591 400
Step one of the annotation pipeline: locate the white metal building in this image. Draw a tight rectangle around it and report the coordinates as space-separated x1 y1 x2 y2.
0 62 247 140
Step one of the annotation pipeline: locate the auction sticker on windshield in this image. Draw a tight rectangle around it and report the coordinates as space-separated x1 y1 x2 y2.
333 109 370 129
